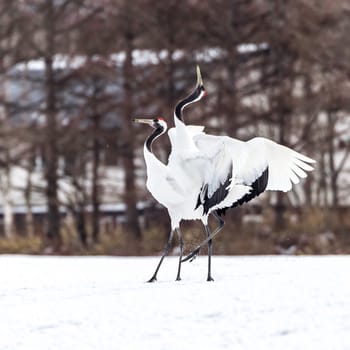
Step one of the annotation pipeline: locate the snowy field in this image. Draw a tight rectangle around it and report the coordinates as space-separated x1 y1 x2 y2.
1 255 350 350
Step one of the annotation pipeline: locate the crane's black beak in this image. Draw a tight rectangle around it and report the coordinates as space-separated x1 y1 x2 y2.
133 118 152 125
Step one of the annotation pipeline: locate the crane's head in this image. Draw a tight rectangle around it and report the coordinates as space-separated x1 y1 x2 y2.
133 117 167 131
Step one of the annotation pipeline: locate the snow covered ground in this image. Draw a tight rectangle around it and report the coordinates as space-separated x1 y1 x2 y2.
1 255 350 350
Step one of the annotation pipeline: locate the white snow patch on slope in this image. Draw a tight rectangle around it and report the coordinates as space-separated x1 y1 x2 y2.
1 255 350 350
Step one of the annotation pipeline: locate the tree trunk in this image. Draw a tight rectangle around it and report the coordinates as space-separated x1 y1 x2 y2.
44 0 61 250
0 74 15 238
25 170 35 238
121 26 141 239
92 115 101 243
2 169 14 239
76 204 87 247
327 111 338 210
274 110 287 230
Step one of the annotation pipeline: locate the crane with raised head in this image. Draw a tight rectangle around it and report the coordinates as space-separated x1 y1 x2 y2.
176 67 316 262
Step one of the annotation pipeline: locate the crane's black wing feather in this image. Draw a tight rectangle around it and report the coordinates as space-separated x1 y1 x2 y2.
216 167 269 216
195 165 233 215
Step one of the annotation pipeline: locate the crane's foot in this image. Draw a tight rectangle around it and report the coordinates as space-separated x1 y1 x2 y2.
181 247 201 263
175 276 181 281
207 276 214 282
147 276 157 283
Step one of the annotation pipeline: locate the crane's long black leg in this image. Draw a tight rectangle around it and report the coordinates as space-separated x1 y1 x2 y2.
204 225 214 281
212 211 225 232
175 228 184 281
147 230 174 283
182 212 225 263
210 213 225 247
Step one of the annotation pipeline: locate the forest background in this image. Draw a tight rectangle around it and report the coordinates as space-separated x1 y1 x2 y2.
1 0 350 256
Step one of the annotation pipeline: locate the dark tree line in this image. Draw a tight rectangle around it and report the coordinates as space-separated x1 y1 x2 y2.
1 0 350 252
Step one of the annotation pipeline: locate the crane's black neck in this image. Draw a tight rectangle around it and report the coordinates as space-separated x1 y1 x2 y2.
175 85 203 122
146 125 165 153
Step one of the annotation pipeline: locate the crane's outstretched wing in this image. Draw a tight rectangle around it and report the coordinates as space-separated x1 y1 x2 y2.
193 134 315 213
237 137 315 192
